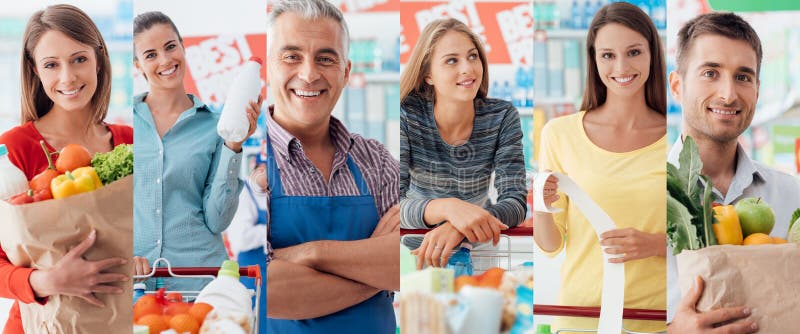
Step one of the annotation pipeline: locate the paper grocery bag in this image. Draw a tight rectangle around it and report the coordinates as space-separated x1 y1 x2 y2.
676 244 800 332
0 175 133 334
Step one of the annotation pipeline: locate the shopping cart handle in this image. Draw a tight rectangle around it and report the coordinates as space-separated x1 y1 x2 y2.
401 227 533 237
152 266 261 278
533 305 666 321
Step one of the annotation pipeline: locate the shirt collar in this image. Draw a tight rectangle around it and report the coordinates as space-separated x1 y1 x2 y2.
668 136 766 201
265 105 354 160
133 93 211 116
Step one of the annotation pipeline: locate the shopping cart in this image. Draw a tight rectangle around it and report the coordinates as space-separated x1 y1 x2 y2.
533 304 666 333
400 227 535 333
401 227 534 273
133 258 262 333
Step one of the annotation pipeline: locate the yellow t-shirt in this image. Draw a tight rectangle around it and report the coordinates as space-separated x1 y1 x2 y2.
537 111 666 333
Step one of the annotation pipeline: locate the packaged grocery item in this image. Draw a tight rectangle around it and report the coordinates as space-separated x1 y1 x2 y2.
509 285 534 334
132 324 149 334
459 286 504 334
446 243 473 278
199 309 251 334
0 144 29 200
509 261 534 287
534 324 551 334
133 283 146 305
399 292 468 334
400 267 454 294
217 57 262 142
400 244 416 276
194 260 254 318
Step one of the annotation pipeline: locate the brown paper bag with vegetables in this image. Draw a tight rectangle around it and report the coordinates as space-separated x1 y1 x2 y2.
668 137 800 331
0 166 132 333
676 244 800 332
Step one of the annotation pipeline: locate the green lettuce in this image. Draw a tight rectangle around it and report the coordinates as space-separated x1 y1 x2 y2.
91 144 133 185
667 136 717 254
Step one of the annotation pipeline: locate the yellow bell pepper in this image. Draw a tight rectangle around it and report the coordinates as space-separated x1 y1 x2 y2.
712 205 744 245
50 166 103 199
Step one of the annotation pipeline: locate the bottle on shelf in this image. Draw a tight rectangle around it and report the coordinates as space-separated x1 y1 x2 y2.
502 81 513 103
584 0 594 29
571 0 582 29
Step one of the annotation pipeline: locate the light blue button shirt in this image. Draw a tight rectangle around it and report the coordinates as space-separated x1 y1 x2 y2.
666 137 800 322
134 93 243 291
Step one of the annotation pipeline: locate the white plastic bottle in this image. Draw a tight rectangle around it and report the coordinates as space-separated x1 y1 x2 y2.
217 57 262 143
195 260 254 318
0 144 29 200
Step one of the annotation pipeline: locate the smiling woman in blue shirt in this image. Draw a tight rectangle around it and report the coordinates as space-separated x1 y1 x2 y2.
130 11 262 291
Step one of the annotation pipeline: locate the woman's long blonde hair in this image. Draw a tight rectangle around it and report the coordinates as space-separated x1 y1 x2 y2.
400 18 489 103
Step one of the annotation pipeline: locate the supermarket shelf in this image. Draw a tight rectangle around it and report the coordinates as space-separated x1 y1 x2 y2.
106 40 132 51
540 29 667 40
541 29 586 39
535 96 578 105
363 72 399 83
518 107 534 116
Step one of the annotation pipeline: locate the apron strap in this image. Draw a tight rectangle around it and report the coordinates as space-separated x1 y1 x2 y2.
265 124 286 197
345 155 371 196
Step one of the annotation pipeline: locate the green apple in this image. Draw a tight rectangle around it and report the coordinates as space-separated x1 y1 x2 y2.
735 197 775 237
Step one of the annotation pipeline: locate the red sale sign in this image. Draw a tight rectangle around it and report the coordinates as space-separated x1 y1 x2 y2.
400 0 532 66
182 34 267 106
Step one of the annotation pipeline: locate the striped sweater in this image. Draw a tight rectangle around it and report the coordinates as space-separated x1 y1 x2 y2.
400 93 527 231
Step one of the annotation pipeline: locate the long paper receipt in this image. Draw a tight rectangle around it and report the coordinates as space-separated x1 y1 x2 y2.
533 171 625 334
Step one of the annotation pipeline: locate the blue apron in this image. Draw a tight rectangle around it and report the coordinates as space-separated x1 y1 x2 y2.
237 182 267 334
265 135 395 333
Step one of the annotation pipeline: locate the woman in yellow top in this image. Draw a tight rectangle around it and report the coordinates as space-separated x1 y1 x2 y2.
534 2 667 333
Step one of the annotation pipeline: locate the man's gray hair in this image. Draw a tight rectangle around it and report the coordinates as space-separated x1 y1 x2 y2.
268 0 350 60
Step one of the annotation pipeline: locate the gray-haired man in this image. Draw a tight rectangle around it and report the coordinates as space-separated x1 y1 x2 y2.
260 0 400 333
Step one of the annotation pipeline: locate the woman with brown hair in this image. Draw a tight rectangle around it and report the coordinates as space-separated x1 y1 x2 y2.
534 2 667 332
131 10 260 293
0 4 132 333
400 18 527 269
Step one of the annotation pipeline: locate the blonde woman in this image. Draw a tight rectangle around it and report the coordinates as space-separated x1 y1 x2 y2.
400 18 527 269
